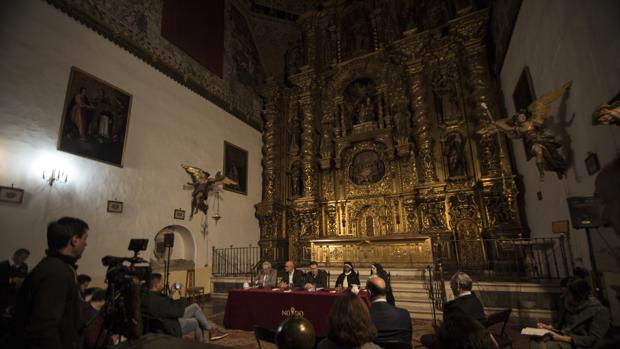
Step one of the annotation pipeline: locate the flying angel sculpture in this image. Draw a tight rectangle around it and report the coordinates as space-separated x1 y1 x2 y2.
478 82 571 179
181 165 237 219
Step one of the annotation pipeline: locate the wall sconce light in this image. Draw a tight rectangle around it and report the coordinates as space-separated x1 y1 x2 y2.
42 169 68 186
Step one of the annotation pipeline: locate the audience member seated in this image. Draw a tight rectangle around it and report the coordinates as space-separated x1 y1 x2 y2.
335 261 360 289
317 291 381 349
436 310 496 349
77 274 92 300
255 261 277 288
370 263 395 305
142 273 228 342
531 277 610 349
280 260 305 289
421 272 486 348
81 288 116 349
444 272 486 322
0 248 30 314
305 261 328 290
366 276 412 346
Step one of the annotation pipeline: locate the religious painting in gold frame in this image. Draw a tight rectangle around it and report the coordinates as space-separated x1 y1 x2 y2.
223 141 248 195
58 67 132 167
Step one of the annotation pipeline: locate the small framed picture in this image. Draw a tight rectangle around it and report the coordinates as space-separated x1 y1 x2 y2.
174 209 185 220
0 186 24 204
585 152 600 176
107 200 123 213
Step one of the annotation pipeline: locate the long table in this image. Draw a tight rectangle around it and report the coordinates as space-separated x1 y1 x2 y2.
223 288 371 337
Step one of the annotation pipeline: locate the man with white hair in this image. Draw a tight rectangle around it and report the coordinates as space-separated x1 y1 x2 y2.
255 261 277 288
444 271 486 322
420 271 486 348
280 260 305 289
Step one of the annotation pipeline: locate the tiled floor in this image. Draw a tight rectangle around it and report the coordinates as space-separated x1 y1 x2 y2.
198 298 531 349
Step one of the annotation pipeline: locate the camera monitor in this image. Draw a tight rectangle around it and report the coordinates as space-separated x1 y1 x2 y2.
128 238 148 252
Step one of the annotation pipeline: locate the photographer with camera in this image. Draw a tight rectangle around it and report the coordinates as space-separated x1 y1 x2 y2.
142 273 228 342
9 217 89 349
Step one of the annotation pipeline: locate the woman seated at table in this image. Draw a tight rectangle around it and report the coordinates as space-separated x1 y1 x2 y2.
255 261 277 288
317 291 381 349
335 261 360 289
532 277 610 349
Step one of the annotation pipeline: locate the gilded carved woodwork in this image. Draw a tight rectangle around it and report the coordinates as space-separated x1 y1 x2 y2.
256 3 527 266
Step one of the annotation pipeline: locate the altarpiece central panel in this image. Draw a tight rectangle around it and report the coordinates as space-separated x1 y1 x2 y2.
255 0 526 268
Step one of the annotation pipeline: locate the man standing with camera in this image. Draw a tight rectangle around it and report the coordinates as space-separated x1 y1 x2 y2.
142 273 228 342
10 217 90 349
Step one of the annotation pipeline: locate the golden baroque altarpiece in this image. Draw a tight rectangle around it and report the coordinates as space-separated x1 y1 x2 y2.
255 1 526 268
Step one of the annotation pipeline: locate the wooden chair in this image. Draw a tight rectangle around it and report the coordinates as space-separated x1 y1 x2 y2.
484 308 513 349
184 269 204 304
254 326 276 349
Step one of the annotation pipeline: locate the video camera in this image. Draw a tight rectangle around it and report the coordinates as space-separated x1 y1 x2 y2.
99 238 152 339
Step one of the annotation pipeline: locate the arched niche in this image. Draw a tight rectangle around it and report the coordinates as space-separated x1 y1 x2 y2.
150 225 196 272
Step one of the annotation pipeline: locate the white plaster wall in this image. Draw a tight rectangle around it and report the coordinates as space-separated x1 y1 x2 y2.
500 0 620 272
0 0 262 287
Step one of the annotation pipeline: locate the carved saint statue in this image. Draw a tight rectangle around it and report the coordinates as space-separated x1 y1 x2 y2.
290 161 302 197
444 133 467 178
393 101 411 138
356 96 376 124
284 41 303 76
478 82 571 179
181 165 236 219
433 72 461 124
320 123 333 158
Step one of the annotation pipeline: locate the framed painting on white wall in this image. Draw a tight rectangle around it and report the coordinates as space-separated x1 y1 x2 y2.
223 141 248 195
0 186 24 204
58 67 132 167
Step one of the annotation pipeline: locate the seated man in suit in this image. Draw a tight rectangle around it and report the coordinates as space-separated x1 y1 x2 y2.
420 271 486 348
142 273 228 342
367 276 412 347
304 261 328 290
279 260 305 289
255 261 277 288
443 272 486 322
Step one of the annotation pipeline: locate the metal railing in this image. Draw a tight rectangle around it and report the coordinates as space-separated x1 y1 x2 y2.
212 245 261 277
431 236 573 281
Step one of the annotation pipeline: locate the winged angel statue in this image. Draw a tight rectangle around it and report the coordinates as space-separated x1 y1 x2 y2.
478 82 571 179
181 165 237 219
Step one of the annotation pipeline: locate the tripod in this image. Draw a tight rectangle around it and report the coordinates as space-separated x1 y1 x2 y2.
163 233 175 296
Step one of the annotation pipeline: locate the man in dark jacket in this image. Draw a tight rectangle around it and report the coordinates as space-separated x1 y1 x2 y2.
304 261 328 289
10 217 90 349
0 248 30 313
280 260 305 289
367 276 412 346
443 272 486 323
142 273 227 342
420 272 486 348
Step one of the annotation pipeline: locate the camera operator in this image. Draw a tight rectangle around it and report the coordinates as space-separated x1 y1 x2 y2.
10 217 90 349
142 273 228 342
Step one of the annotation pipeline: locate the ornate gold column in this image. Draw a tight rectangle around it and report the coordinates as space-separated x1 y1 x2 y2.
406 58 438 184
255 78 287 265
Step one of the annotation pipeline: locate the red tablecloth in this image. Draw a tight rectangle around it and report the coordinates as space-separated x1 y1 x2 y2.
223 288 370 337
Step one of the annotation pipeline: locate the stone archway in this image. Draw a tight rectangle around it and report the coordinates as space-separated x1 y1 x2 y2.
151 225 196 272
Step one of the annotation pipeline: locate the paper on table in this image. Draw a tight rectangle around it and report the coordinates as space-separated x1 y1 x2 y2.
521 328 553 336
271 288 280 291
